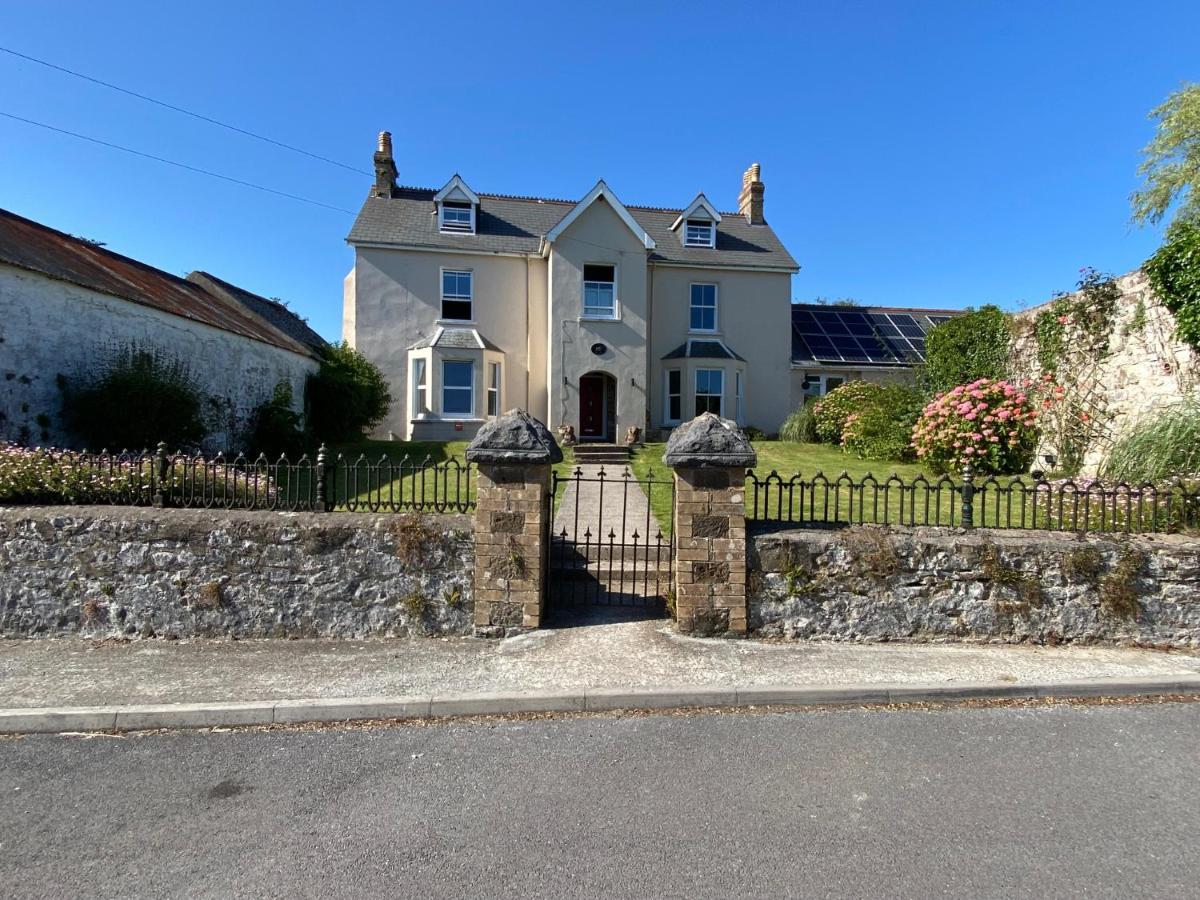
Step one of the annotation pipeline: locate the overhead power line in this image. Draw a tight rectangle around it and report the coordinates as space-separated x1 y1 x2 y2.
0 111 356 215
0 45 370 177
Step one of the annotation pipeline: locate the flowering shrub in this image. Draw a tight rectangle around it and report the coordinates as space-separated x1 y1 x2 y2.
811 382 891 444
0 443 275 506
911 379 1039 475
812 381 925 461
841 390 926 462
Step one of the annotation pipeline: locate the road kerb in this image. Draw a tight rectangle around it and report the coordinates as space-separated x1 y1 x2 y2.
585 687 738 711
273 697 433 724
2 676 1199 734
114 702 275 731
429 692 586 717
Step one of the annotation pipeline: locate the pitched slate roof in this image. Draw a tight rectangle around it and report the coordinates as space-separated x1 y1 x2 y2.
662 339 746 361
186 271 328 353
347 186 799 271
791 303 963 368
0 207 317 358
410 326 501 351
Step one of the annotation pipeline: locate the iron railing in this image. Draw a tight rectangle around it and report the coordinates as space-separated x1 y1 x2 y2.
546 466 674 609
747 466 1200 535
0 442 476 513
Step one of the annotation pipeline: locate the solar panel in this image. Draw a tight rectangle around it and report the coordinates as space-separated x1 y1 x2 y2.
791 307 952 365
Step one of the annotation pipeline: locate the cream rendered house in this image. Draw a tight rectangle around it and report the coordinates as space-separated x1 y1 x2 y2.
344 133 799 442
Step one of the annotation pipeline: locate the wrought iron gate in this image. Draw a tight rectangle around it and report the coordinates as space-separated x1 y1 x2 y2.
547 466 674 611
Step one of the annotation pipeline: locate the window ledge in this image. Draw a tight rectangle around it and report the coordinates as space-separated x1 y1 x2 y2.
687 329 721 336
580 315 621 323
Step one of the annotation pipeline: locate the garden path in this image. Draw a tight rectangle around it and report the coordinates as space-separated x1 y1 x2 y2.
552 463 660 544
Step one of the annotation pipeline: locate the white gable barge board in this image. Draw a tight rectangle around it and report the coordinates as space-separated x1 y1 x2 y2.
543 181 656 250
0 264 317 450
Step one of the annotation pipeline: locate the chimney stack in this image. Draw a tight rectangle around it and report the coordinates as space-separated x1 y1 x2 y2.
737 162 764 225
373 130 397 197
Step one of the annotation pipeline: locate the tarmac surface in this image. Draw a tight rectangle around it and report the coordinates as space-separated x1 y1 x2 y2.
2 700 1198 898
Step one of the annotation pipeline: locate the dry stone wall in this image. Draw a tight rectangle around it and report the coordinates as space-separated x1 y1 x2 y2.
0 507 473 639
751 525 1200 648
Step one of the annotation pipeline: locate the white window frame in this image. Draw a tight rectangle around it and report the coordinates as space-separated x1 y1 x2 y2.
664 369 682 425
802 374 846 398
439 268 474 322
689 283 718 333
684 218 715 248
441 359 475 419
487 361 501 417
582 263 618 320
411 358 429 418
439 201 475 234
735 371 744 425
695 368 724 417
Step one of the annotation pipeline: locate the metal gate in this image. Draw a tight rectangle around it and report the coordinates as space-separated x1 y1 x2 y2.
547 466 674 611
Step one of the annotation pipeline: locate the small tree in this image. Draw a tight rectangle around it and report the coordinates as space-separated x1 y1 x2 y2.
61 349 206 450
245 382 305 457
1144 220 1200 353
922 305 1013 394
1131 83 1200 229
305 342 391 443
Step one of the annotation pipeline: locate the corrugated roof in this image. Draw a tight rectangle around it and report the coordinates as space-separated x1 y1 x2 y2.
0 207 316 358
347 186 799 270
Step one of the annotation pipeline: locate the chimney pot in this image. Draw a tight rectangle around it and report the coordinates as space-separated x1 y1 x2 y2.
737 163 765 225
373 130 398 198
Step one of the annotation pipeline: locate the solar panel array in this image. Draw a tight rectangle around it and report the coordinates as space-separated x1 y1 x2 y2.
791 307 954 366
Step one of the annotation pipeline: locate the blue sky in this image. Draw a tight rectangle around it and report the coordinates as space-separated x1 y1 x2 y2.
2 1 1197 340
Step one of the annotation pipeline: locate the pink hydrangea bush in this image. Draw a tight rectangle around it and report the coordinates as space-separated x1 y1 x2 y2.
911 379 1039 475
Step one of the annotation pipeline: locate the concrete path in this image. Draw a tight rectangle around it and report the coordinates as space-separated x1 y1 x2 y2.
4 614 1199 710
553 463 661 543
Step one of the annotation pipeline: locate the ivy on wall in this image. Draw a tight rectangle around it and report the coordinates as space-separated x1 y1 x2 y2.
1144 221 1200 354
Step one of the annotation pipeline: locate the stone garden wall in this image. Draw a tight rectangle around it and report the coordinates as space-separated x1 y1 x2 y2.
750 525 1200 648
0 507 473 639
1010 270 1198 475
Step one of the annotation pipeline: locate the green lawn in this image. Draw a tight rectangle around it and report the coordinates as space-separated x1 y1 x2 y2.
328 439 576 511
631 441 960 532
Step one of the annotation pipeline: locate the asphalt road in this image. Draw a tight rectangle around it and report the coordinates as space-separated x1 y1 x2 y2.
2 702 1198 899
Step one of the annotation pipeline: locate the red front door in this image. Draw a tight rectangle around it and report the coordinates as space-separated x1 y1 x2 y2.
579 375 606 439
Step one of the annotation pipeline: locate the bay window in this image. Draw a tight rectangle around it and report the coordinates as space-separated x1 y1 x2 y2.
411 358 428 417
487 362 501 417
442 360 474 417
695 368 723 417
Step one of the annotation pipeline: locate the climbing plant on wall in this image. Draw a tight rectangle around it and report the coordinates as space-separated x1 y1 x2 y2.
1033 268 1121 374
1027 269 1122 475
1144 221 1200 354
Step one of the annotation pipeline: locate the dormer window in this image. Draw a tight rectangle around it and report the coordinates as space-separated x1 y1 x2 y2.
434 174 480 235
684 219 715 248
672 193 722 250
440 201 474 233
